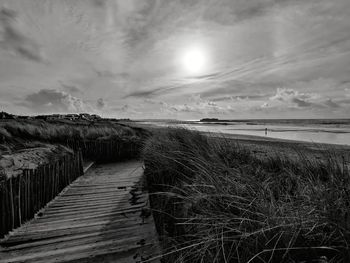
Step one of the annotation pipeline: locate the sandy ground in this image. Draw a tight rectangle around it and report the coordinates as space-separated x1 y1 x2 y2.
131 122 350 163
205 132 350 159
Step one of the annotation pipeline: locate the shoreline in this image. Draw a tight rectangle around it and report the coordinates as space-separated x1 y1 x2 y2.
205 131 350 148
130 121 350 148
205 131 350 163
128 122 350 162
130 121 350 149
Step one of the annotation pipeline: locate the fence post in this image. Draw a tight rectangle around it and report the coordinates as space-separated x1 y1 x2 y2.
24 170 28 222
18 175 21 225
9 177 14 230
0 175 6 237
1 142 119 238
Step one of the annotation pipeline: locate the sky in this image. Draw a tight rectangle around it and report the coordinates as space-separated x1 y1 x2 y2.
1 0 350 120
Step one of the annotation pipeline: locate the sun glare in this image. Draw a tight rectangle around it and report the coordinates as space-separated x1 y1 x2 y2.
181 47 207 75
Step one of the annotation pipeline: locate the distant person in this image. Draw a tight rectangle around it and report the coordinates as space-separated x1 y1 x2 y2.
265 128 268 136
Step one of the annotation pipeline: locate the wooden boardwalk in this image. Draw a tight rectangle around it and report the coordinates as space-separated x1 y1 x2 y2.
0 161 161 263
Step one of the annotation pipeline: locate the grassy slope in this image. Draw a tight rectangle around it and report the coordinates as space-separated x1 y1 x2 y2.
143 128 350 263
0 119 148 155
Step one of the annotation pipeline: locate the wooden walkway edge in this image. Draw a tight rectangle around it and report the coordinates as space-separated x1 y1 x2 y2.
0 161 161 263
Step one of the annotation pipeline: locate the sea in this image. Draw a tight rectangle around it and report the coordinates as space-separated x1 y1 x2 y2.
139 119 350 146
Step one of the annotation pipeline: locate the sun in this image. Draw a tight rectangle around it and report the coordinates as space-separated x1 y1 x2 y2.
181 47 207 75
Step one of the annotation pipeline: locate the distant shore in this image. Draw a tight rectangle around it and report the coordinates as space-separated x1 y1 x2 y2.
131 119 350 145
129 121 350 162
204 131 350 162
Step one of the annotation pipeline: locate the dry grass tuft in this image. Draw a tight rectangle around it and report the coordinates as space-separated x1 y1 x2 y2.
0 119 141 142
143 128 350 263
0 119 150 156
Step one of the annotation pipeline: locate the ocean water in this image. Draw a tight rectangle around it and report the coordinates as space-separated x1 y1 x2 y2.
141 119 350 146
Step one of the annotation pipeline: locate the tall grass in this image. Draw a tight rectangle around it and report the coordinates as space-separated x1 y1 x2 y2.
143 128 350 263
0 119 142 143
0 119 150 157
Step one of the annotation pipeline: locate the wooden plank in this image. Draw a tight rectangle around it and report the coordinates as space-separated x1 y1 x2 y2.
4 219 153 244
44 198 147 211
40 203 146 216
12 214 144 234
1 236 157 263
3 222 155 253
0 161 161 262
49 195 147 207
18 210 141 229
37 206 146 221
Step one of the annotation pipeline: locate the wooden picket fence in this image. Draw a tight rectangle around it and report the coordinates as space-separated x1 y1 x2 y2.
65 138 142 162
0 137 143 238
0 150 83 238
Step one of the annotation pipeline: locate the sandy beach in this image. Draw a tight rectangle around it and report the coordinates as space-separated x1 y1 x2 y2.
131 121 350 162
206 132 350 161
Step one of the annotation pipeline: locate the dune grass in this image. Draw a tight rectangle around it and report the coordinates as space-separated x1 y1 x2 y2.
0 119 150 157
143 128 350 263
0 119 142 142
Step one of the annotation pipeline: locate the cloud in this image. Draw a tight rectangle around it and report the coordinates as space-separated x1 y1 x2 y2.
21 89 88 113
1 0 350 119
324 99 340 108
167 103 234 115
111 104 141 115
94 69 129 79
123 89 159 99
92 0 106 7
201 0 272 25
59 81 81 93
123 85 179 98
144 99 167 105
259 87 344 114
345 87 350 97
291 98 312 107
261 102 269 108
269 88 318 108
199 79 267 99
211 94 268 102
186 72 222 80
96 98 105 109
0 8 45 62
270 88 313 102
166 94 234 115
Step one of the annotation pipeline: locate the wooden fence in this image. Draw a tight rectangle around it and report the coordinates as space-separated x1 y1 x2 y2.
65 138 142 162
0 150 83 239
0 137 143 238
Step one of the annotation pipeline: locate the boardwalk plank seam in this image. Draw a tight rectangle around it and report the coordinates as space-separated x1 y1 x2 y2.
0 161 161 263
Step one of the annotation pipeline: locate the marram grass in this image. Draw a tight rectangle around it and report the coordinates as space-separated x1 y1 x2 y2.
143 128 350 263
0 119 138 142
